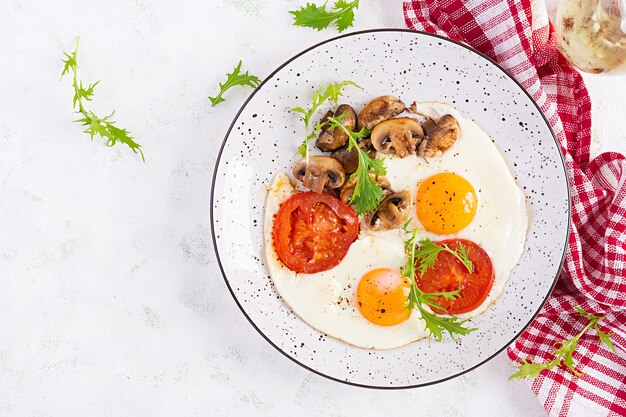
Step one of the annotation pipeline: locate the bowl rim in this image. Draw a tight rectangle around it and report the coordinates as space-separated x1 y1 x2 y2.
210 28 571 389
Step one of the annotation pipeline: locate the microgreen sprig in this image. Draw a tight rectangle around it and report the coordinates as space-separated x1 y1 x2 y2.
290 81 361 164
209 60 261 107
289 0 360 33
325 114 385 215
415 238 474 278
62 37 144 161
509 306 615 380
401 223 477 342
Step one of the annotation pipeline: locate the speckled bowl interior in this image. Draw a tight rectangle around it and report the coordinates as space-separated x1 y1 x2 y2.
211 29 570 388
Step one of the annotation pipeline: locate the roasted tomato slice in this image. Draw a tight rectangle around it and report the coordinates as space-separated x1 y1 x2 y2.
273 191 359 274
416 239 495 314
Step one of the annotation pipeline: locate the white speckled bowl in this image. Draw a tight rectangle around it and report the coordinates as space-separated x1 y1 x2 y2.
211 29 570 388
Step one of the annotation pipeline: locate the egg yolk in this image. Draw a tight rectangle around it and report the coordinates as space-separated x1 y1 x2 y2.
357 269 411 326
416 173 477 235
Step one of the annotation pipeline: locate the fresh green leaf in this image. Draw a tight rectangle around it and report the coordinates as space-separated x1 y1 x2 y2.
289 0 359 33
351 144 384 215
596 328 615 352
400 224 477 342
335 1 356 32
289 3 337 31
552 338 583 376
325 115 385 215
419 309 476 342
61 52 77 78
456 243 473 273
510 306 614 380
61 37 144 161
290 80 361 162
574 306 616 353
208 60 261 107
573 305 594 318
509 358 557 381
73 80 99 108
290 106 308 116
414 237 474 278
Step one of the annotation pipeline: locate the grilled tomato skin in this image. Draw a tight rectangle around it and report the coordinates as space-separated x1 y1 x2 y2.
273 192 359 274
417 239 495 314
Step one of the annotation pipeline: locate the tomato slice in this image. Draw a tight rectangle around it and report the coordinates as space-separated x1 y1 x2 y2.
273 191 359 274
416 239 495 314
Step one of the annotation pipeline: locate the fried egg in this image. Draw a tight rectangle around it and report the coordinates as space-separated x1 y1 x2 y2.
264 102 528 349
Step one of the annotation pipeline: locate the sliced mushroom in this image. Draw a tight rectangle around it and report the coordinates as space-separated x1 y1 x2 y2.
330 139 375 175
357 96 405 130
370 118 424 158
406 101 418 114
316 105 357 151
339 172 391 205
366 191 411 231
292 156 345 194
320 110 334 127
421 118 437 135
417 115 460 157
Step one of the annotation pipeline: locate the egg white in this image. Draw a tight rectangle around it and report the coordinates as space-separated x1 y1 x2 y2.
264 102 528 349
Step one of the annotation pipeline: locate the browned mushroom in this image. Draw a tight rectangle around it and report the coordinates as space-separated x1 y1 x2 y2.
366 191 411 231
421 118 437 135
370 118 424 158
339 172 391 205
316 105 357 151
330 139 375 175
357 96 405 130
417 115 460 157
292 156 345 194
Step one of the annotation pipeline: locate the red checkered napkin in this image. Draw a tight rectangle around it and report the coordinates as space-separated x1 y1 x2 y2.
403 0 626 416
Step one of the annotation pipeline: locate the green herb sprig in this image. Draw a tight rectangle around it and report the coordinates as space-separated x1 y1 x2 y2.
415 238 474 278
209 60 261 107
509 306 615 380
290 81 360 164
62 37 144 161
325 114 385 215
402 223 477 342
289 0 360 33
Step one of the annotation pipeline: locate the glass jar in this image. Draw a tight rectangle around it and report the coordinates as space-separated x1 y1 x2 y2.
555 0 626 74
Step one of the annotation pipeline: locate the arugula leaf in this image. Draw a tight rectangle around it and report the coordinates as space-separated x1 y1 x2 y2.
351 147 385 215
61 51 77 78
290 3 338 30
325 115 385 215
62 37 144 161
509 306 615 380
456 244 473 272
572 305 594 318
508 358 552 380
401 223 477 342
73 80 99 107
290 81 361 163
289 0 360 32
334 0 357 32
596 328 616 352
414 237 474 277
209 60 261 107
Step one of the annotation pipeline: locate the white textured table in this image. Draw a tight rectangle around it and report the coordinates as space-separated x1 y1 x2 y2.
1 1 624 416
